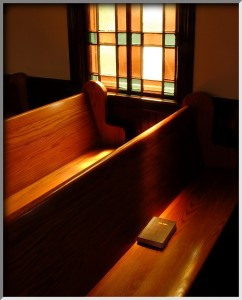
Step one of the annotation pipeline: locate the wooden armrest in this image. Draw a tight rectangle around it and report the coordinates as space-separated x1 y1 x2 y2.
88 168 238 297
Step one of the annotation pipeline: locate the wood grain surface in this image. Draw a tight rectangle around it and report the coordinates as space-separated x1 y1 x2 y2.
5 93 101 197
83 80 125 146
88 168 238 296
4 106 202 296
5 148 114 218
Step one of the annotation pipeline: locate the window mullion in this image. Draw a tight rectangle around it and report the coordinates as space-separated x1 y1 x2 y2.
140 4 144 95
126 4 132 95
162 4 165 98
96 6 101 81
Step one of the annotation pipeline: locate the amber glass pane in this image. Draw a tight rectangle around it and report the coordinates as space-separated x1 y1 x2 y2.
101 76 117 90
89 45 98 73
164 48 175 80
164 4 176 32
143 4 163 33
131 46 141 78
131 4 141 32
144 33 162 46
98 4 115 32
118 46 127 77
88 4 97 31
143 47 163 81
143 80 162 93
117 4 126 31
100 45 116 76
99 33 116 44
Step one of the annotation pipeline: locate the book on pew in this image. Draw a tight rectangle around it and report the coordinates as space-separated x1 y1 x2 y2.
137 217 176 249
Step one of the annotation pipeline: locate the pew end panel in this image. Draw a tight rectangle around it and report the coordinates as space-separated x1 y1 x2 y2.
182 92 238 170
83 80 125 147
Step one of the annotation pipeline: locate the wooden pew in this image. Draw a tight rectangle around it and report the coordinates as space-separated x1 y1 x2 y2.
88 93 238 297
5 80 125 219
4 87 238 296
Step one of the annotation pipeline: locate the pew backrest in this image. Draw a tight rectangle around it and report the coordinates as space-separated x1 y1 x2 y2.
4 80 125 199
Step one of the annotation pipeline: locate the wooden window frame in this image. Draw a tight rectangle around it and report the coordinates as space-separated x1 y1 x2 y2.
67 4 195 103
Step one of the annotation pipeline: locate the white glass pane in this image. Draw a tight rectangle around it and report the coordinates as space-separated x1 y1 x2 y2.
143 4 163 33
98 4 115 31
143 47 163 81
100 45 116 76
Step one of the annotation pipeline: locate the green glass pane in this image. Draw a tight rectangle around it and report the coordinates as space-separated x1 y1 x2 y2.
165 34 176 46
91 74 99 81
119 78 127 90
89 32 97 44
132 79 141 92
118 33 127 45
164 82 175 95
131 33 141 45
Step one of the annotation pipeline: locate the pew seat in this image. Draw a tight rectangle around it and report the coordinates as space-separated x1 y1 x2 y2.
88 167 238 296
6 147 114 218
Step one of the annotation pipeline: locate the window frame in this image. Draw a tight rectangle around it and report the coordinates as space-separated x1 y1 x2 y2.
67 4 195 103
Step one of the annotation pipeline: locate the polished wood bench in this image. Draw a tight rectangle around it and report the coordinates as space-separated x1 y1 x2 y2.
4 89 238 296
5 80 125 219
88 168 238 296
87 93 238 297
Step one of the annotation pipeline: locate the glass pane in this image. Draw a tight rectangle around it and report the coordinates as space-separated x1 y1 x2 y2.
119 78 127 90
144 33 162 46
88 4 97 31
131 4 141 32
101 76 117 89
117 4 126 31
143 80 162 93
165 34 176 47
91 74 99 81
164 82 175 95
100 45 116 76
118 33 127 45
99 33 116 44
143 4 163 33
165 4 176 32
98 4 115 31
131 33 141 45
89 45 98 73
89 32 97 44
132 79 141 92
131 46 141 78
143 47 163 81
164 48 175 80
118 46 127 77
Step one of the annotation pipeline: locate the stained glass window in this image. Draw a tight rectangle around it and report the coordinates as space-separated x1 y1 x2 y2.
87 4 177 97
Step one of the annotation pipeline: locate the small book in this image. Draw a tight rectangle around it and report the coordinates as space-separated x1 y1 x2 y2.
137 217 176 249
